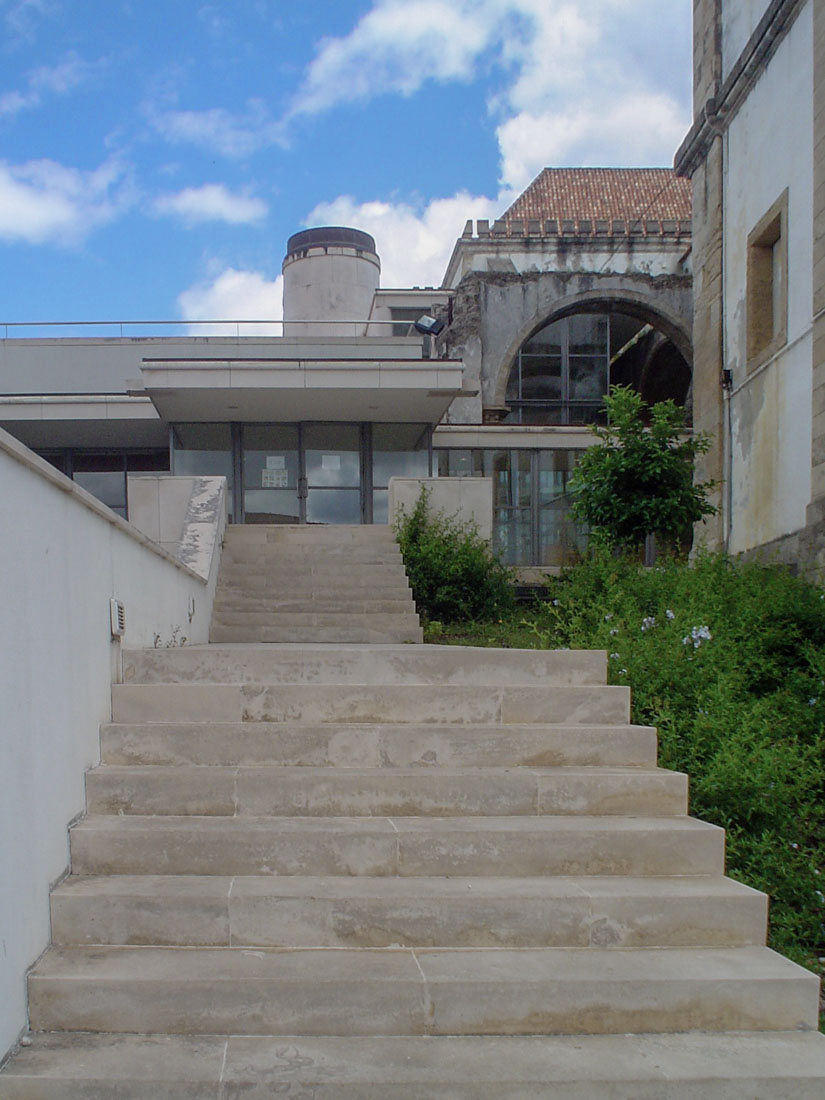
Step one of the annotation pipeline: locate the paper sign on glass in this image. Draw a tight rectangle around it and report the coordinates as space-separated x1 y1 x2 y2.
321 454 341 471
262 468 289 488
266 455 286 469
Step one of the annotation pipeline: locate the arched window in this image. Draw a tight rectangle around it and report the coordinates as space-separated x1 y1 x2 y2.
505 310 690 425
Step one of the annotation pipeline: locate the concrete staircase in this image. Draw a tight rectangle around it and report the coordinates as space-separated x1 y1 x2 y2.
209 525 423 643
2 640 825 1095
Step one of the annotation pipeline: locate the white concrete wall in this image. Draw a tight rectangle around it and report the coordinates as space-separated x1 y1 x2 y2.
0 428 222 1059
388 477 494 542
723 3 814 551
283 247 380 335
722 0 772 81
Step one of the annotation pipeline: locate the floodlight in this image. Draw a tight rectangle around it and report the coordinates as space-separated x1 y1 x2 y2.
414 315 445 336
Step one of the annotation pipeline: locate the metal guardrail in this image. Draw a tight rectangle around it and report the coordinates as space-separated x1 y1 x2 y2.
0 319 411 339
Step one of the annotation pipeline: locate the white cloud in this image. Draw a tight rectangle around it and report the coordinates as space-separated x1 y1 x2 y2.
0 157 131 245
290 0 500 117
178 267 283 334
497 94 690 188
289 0 692 185
148 98 286 159
154 183 268 226
305 191 503 287
0 51 92 118
1 0 53 39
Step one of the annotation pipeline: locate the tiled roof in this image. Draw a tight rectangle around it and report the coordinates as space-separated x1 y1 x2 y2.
495 168 691 238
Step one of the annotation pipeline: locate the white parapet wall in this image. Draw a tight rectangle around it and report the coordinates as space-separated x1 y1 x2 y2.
388 476 493 541
0 429 225 1059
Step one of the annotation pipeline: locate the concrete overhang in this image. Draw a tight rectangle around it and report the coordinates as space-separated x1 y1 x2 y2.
136 357 470 425
0 395 167 448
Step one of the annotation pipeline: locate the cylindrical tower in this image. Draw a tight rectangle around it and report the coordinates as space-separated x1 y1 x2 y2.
282 226 380 336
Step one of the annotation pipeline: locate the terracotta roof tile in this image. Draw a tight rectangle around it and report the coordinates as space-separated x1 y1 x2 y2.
501 168 691 237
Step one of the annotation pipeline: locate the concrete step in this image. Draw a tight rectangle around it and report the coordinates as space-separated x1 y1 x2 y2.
101 721 656 768
219 552 404 570
121 644 606 687
213 563 407 580
110 682 629 725
209 610 421 629
223 524 398 544
50 874 767 949
69 815 724 877
27 945 819 1036
212 598 417 615
4 1031 825 1099
85 765 688 818
211 580 411 598
209 623 424 643
220 547 403 561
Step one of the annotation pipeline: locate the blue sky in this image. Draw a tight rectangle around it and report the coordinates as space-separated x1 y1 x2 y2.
0 0 693 327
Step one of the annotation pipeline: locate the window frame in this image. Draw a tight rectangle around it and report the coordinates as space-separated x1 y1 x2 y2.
746 188 789 371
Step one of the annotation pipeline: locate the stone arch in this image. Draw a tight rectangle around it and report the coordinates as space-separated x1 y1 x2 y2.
490 285 692 411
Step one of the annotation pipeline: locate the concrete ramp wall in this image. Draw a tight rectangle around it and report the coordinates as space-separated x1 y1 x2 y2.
0 429 224 1059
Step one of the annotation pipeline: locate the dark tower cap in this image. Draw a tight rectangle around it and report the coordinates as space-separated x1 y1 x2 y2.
286 226 377 256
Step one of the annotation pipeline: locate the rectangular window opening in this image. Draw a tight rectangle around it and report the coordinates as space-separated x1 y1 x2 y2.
746 189 788 368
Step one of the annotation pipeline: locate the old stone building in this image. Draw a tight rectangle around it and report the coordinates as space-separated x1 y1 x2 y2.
675 0 824 568
433 167 693 568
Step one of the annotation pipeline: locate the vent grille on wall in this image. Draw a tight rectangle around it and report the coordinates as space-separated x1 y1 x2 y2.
109 599 126 637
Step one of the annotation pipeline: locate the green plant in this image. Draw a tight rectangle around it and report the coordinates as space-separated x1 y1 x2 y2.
427 548 825 996
568 385 717 549
395 488 515 623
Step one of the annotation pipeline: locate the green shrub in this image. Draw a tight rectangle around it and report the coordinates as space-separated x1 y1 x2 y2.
395 488 515 623
429 548 825 983
568 385 717 549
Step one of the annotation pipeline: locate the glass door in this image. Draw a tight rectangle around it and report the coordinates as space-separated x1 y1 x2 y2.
302 423 363 524
242 425 300 524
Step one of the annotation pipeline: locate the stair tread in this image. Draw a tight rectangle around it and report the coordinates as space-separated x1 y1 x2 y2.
29 942 808 980
72 812 715 833
52 872 762 900
4 1031 825 1097
26 945 819 1036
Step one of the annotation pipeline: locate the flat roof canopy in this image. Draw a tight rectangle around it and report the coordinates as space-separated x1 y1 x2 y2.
137 357 469 424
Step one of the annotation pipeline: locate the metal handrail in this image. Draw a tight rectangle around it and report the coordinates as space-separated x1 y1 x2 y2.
0 318 410 339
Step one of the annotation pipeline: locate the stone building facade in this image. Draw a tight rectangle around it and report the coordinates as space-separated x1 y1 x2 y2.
676 0 825 569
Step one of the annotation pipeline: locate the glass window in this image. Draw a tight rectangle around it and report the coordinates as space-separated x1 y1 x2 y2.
372 423 430 487
172 424 232 479
304 424 360 487
520 356 562 401
567 314 608 355
172 423 234 516
74 471 127 517
506 313 611 426
435 447 586 568
306 488 361 524
126 451 170 472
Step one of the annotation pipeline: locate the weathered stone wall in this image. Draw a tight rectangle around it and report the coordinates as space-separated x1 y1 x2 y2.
689 139 726 550
443 268 693 427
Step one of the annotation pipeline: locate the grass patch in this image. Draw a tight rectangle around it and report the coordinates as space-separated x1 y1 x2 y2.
427 550 825 1000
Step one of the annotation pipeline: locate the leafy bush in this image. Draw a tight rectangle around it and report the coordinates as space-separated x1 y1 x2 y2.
569 385 717 548
395 488 515 623
428 549 825 983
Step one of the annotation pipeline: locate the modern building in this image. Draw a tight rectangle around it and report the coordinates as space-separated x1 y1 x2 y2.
0 169 693 571
675 0 823 569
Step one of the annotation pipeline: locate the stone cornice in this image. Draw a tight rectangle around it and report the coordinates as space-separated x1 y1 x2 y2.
675 0 807 177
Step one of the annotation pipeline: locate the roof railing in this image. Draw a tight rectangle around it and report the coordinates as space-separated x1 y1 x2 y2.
0 319 416 339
